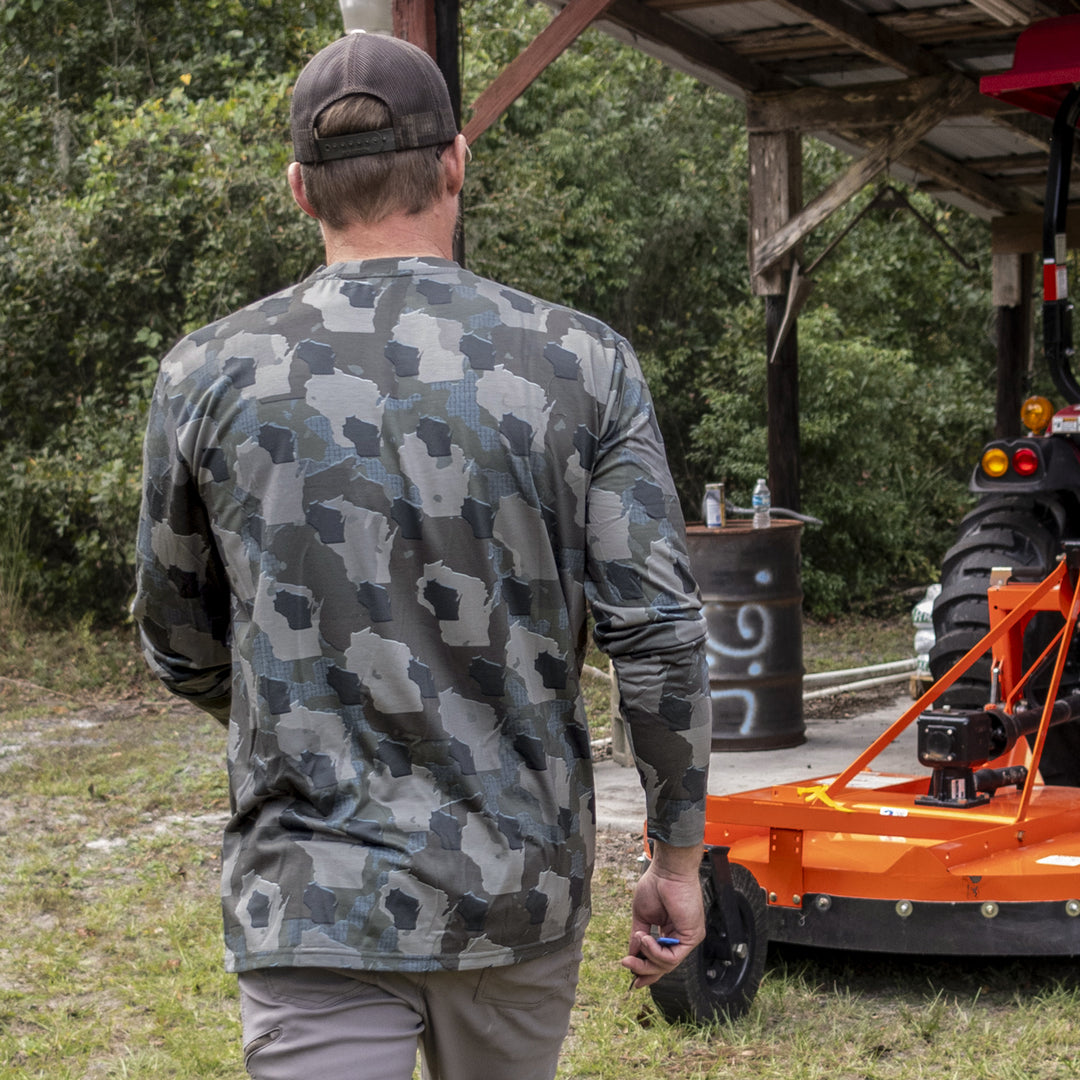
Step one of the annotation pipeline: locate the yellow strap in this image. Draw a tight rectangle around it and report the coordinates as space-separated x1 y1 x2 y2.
796 784 853 811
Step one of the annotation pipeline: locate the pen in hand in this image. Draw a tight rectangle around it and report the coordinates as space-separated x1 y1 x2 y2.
628 936 681 989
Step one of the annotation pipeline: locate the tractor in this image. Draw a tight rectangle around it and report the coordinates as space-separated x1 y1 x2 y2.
645 17 1080 1026
930 15 1080 785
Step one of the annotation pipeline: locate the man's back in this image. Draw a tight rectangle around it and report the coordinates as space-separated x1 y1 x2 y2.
136 255 706 974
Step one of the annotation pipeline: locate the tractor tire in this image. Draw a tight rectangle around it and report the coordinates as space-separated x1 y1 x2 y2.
930 503 1061 709
929 494 1080 785
648 860 767 1026
950 494 1067 542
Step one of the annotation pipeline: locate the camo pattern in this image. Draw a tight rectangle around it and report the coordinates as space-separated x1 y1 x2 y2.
133 257 710 974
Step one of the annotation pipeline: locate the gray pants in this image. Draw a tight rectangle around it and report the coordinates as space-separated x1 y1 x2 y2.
238 940 582 1080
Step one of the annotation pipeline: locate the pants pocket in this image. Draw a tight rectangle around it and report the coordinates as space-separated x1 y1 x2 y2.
243 1027 281 1070
473 948 580 1009
249 967 378 1010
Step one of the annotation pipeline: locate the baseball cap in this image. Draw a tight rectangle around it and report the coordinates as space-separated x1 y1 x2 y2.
291 33 458 165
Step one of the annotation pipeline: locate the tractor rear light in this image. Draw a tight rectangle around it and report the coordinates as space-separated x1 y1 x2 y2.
981 448 1010 477
1012 447 1040 476
1021 395 1054 433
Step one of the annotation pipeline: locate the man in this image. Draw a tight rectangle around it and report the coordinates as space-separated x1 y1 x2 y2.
133 31 710 1080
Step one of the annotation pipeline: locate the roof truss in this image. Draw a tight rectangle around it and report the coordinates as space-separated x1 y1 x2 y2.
463 0 1061 246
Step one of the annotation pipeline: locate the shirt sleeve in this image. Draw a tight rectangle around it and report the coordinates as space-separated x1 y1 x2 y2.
131 358 232 723
585 339 711 847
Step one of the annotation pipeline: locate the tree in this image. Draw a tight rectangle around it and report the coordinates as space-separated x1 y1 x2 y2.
0 0 998 620
460 0 994 610
0 1 338 618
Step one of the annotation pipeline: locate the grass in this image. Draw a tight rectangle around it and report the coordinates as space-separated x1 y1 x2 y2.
0 515 29 634
803 592 917 676
5 610 1080 1078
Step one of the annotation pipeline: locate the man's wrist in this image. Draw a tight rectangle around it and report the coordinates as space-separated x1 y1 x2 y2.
649 838 704 877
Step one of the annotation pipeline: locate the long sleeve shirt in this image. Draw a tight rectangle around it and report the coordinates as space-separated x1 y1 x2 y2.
133 257 710 973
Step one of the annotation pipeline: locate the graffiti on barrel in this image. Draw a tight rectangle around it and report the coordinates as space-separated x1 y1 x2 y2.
685 524 804 751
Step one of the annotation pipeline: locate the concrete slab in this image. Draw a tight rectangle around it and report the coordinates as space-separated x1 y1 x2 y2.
595 691 920 833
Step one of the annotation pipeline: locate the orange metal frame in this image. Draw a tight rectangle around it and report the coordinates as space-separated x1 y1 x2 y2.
702 558 1080 909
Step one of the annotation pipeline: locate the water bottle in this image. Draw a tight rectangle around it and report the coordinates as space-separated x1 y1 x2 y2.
751 478 771 529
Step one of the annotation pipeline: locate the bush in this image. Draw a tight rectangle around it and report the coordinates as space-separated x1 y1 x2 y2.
0 0 999 622
682 303 990 613
0 78 325 622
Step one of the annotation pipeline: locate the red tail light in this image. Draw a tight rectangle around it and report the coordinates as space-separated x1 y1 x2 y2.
1012 447 1039 476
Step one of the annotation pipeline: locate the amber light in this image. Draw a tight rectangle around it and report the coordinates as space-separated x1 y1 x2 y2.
1013 447 1040 476
981 447 1010 477
1021 396 1054 433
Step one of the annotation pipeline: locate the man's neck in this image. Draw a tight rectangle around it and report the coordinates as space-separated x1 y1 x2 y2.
320 205 457 264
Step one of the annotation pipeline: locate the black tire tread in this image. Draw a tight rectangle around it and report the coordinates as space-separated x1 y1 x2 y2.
930 494 1080 781
648 861 767 1026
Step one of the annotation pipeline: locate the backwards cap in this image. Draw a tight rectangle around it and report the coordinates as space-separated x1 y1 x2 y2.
291 33 458 164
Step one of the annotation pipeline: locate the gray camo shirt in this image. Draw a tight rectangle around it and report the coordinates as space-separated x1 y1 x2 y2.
133 257 710 974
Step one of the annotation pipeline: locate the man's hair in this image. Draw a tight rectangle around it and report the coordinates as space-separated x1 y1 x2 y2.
300 94 450 229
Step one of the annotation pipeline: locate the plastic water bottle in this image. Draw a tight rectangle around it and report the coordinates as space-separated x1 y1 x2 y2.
751 478 771 529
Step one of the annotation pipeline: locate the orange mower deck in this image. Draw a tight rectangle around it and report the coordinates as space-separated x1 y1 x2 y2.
704 555 1080 956
647 555 1080 1027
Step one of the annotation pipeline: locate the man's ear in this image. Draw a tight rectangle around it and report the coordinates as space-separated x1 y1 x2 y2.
288 162 318 219
443 134 468 199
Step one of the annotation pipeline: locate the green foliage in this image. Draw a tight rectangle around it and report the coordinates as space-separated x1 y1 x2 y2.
0 0 331 197
0 79 327 620
461 0 995 611
785 308 986 610
0 4 337 623
0 0 1001 621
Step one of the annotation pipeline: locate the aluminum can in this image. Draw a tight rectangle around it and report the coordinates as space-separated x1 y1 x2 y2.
704 483 725 528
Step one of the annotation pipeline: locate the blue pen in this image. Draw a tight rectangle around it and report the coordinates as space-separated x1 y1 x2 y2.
629 936 681 988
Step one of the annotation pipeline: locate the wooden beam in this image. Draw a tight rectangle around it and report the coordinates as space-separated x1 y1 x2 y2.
743 0 1048 160
462 0 618 144
965 0 1029 27
604 0 789 93
716 9 1010 62
753 73 970 275
898 142 1037 216
992 209 1080 254
773 0 942 77
651 0 1069 15
747 75 986 133
963 152 1048 174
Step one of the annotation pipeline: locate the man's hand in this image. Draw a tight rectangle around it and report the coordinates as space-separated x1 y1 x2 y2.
621 839 705 989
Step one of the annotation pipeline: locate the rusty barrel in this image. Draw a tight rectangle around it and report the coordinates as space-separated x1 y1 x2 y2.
685 520 805 751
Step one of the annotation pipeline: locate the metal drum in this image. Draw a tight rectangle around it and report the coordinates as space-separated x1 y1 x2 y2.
685 520 805 751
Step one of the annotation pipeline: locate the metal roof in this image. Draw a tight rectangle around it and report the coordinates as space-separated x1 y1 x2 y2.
561 0 1075 221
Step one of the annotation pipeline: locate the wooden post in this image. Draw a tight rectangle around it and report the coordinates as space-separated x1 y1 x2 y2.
393 0 437 55
749 129 802 512
394 0 465 264
992 250 1033 439
434 0 461 127
766 290 801 513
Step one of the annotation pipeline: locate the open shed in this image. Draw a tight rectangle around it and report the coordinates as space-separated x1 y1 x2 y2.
386 0 1069 511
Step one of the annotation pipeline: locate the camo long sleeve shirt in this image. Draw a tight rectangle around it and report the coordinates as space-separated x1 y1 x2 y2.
133 257 710 974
